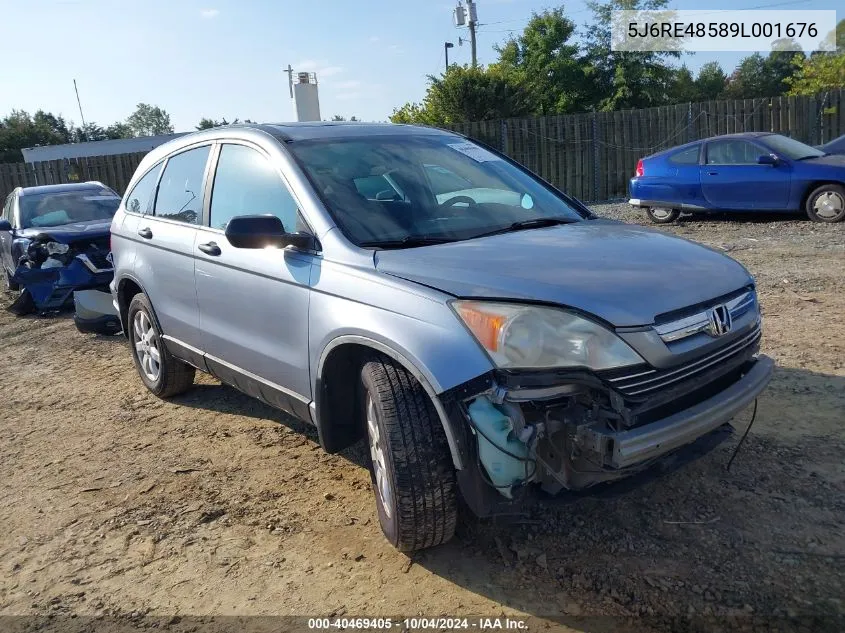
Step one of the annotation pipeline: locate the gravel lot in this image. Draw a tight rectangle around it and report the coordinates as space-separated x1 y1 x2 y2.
1 204 843 632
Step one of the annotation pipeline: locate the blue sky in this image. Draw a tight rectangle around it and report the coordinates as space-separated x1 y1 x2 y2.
1 0 839 132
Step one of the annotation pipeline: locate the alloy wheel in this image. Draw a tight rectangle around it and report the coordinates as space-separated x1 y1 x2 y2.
133 310 161 382
366 395 393 519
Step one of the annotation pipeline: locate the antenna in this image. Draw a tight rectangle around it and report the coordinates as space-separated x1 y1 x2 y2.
284 64 294 99
73 79 87 129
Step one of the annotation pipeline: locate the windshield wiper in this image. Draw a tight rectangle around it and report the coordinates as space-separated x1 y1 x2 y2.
469 217 578 240
359 236 455 249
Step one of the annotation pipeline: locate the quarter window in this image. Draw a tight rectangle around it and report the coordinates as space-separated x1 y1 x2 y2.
669 146 700 165
209 144 302 231
706 141 762 165
154 146 211 224
124 162 163 215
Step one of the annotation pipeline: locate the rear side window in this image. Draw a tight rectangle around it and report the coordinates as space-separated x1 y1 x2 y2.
125 163 162 214
209 144 301 231
669 145 700 165
154 146 211 225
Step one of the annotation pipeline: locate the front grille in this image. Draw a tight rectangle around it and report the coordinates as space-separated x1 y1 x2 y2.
605 322 761 398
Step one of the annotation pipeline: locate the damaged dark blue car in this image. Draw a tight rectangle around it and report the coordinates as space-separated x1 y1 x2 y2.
1 182 122 334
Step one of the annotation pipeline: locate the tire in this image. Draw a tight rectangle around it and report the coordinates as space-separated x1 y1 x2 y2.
805 184 845 223
127 293 195 398
646 207 680 224
360 355 457 551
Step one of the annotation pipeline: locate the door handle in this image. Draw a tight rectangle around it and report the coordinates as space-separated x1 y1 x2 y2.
198 241 221 256
138 227 153 239
707 171 719 176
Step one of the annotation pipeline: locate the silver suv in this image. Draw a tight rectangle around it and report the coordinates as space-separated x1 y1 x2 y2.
110 123 773 551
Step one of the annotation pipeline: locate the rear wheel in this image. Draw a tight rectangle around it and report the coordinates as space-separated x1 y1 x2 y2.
805 184 845 223
127 294 195 398
646 207 680 224
359 355 457 551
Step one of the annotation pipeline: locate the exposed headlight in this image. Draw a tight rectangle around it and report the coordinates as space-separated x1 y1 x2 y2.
452 301 644 370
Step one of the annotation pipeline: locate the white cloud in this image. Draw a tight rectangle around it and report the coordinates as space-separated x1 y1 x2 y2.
200 8 219 18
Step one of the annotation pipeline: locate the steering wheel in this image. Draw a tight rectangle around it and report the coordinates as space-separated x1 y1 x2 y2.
440 195 478 209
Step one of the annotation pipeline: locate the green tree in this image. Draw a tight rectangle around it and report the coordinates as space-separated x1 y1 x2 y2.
786 52 845 95
493 8 587 114
104 122 134 139
127 103 174 136
390 65 531 125
582 0 680 111
695 62 727 100
668 65 698 104
0 110 74 162
723 48 804 98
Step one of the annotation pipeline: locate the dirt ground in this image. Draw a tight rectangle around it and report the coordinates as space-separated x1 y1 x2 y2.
1 206 843 632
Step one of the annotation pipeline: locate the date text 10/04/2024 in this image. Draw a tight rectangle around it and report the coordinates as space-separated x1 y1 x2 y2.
307 617 529 630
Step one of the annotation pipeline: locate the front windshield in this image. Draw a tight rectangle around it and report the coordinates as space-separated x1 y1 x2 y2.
288 135 587 247
20 188 121 229
763 134 825 160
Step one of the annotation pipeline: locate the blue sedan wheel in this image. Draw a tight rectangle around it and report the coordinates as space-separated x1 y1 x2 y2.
646 207 680 224
806 184 845 223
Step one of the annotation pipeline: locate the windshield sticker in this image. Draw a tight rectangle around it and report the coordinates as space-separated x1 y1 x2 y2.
447 142 502 163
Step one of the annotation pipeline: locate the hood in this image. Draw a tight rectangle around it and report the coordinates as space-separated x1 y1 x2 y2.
374 221 753 327
798 154 845 169
16 219 112 244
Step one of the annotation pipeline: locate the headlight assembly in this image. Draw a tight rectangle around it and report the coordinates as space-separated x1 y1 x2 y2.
452 300 644 371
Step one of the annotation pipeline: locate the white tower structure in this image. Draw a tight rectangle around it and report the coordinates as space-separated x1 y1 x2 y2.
286 67 321 122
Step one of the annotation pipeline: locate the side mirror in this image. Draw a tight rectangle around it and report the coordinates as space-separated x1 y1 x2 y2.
757 154 779 166
224 215 318 252
0 219 12 232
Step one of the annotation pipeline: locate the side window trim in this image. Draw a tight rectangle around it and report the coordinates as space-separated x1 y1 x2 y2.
151 142 214 226
201 139 312 235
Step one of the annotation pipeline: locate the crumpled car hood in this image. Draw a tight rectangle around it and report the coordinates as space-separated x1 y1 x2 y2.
374 221 753 327
16 219 112 243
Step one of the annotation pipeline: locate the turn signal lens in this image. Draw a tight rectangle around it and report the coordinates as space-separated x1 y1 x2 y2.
454 302 507 351
635 159 644 177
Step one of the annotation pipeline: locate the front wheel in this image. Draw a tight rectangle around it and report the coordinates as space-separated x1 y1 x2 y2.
646 207 680 224
360 355 457 551
805 184 845 223
127 294 195 398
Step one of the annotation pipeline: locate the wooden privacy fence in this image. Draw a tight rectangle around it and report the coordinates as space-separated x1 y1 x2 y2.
448 89 845 202
0 152 147 202
2 90 844 204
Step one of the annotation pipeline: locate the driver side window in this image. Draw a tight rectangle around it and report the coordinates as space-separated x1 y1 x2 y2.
209 144 303 232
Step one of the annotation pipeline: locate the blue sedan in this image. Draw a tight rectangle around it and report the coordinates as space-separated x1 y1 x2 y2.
629 132 845 223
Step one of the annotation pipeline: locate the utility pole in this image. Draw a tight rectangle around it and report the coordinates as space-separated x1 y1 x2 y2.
444 41 454 70
453 1 478 67
467 0 478 67
73 79 87 129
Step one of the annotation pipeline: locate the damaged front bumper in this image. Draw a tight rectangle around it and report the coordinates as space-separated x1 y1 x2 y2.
8 235 114 316
73 289 122 335
588 355 773 468
444 352 774 517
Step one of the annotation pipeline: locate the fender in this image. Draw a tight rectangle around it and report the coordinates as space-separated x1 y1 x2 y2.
316 334 481 470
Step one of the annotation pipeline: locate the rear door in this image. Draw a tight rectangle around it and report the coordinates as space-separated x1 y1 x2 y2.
132 144 212 350
701 139 791 210
194 141 314 413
